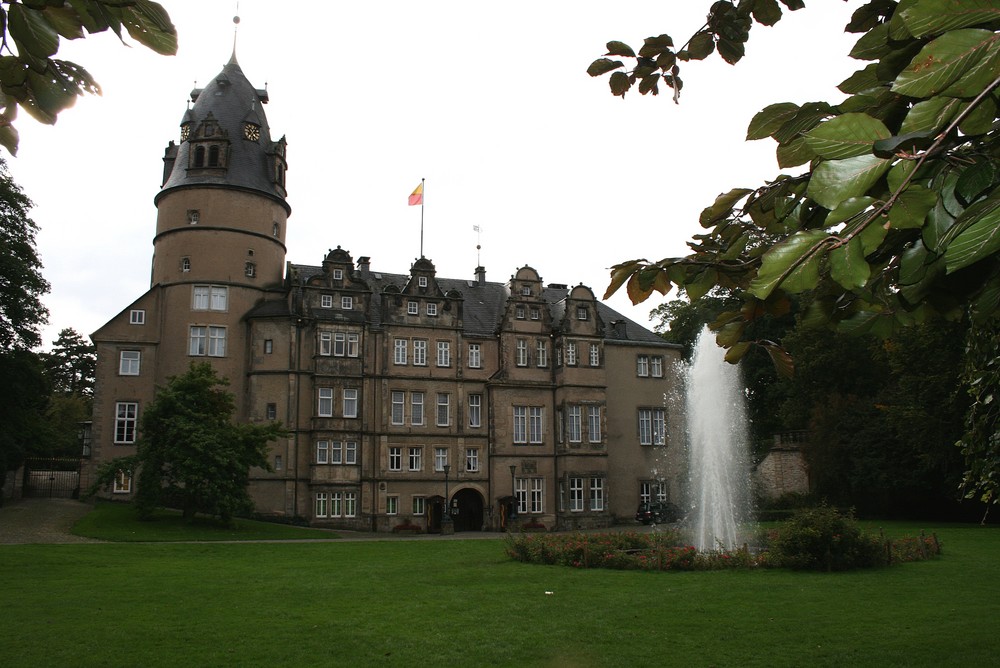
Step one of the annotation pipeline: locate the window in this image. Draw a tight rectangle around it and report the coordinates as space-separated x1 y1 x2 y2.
245 262 256 278
588 406 602 443
119 350 140 376
189 326 226 357
114 402 138 444
567 405 582 443
273 222 280 237
347 333 359 358
343 389 358 418
389 447 402 471
318 388 334 417
418 276 428 288
407 301 418 315
468 394 482 428
345 441 357 465
521 286 531 296
342 296 353 310
321 294 334 309
129 309 145 325
330 493 342 517
651 356 664 378
411 392 424 426
516 339 528 366
639 408 666 446
513 406 527 444
315 493 328 518
333 269 343 280
394 339 408 365
316 440 329 464
516 305 525 319
274 455 282 471
391 391 405 425
266 403 277 420
187 209 200 225
434 393 449 427
565 342 577 366
536 340 548 367
386 495 399 515
530 307 540 320
113 470 132 494
412 496 426 515
437 341 450 367
577 306 588 320
530 478 544 513
191 285 229 311
264 339 273 354
408 447 422 471
589 343 600 367
637 355 649 377
529 407 544 444
570 477 584 512
468 343 481 369
465 448 479 472
413 340 427 366
590 478 605 511
426 303 438 316
640 481 667 504
330 441 343 464
434 447 448 472
319 331 333 356
515 478 527 513
181 257 191 272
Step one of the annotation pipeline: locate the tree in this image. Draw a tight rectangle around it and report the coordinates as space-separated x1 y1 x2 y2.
0 1 177 154
0 348 48 482
41 327 96 396
592 1 1000 505
91 363 285 523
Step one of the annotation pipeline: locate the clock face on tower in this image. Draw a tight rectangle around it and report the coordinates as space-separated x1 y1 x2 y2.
244 123 261 141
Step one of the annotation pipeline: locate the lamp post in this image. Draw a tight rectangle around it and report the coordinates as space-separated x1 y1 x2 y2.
442 464 452 531
509 464 518 523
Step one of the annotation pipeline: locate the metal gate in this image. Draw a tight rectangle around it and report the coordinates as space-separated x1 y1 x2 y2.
22 458 82 499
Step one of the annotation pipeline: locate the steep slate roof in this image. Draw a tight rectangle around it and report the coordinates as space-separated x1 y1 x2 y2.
157 52 286 206
284 260 674 346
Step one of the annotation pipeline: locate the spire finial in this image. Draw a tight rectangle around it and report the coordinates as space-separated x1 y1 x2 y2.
232 3 241 60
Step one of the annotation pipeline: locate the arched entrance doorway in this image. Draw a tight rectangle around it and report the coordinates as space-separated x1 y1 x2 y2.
451 487 484 532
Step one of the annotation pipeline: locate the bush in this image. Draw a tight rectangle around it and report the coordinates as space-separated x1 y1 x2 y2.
769 506 885 571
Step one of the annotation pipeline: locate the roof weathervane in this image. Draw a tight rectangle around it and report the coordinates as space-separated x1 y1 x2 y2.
232 2 241 55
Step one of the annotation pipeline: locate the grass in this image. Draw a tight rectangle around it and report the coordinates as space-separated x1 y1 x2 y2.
71 501 339 541
1 512 998 666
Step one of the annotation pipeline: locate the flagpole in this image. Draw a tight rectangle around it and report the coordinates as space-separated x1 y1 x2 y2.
420 177 425 258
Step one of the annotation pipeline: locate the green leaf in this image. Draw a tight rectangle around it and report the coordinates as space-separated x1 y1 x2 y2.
759 341 795 379
587 58 624 77
685 267 718 301
687 31 716 60
900 0 1000 38
858 218 889 255
944 192 1000 272
773 102 836 143
838 64 880 95
120 1 177 56
7 3 59 60
747 102 799 140
751 0 783 26
609 71 630 97
956 157 998 204
604 260 642 299
638 73 660 95
807 154 893 210
699 188 753 227
827 196 877 227
605 41 635 58
899 96 962 135
775 136 814 169
850 23 892 61
803 113 891 160
892 29 999 98
872 131 936 158
724 340 751 364
889 185 938 229
0 123 19 156
959 93 998 135
830 236 871 290
748 230 828 299
41 5 86 40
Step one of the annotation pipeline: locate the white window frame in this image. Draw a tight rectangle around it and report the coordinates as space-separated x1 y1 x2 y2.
343 388 358 418
426 303 438 316
119 350 140 376
330 492 342 517
436 393 450 427
515 478 528 513
436 341 450 367
389 446 402 471
345 441 358 465
394 338 408 365
411 392 424 426
391 391 405 425
330 441 343 465
407 301 419 315
589 343 600 367
588 406 602 444
465 448 479 472
513 406 527 444
637 355 649 377
412 496 426 516
434 447 448 472
567 405 582 443
342 295 353 310
590 477 605 511
315 492 328 518
113 470 132 494
408 447 422 471
319 331 333 356
347 333 359 358
577 306 588 320
413 340 427 366
530 478 544 513
516 339 528 367
639 408 666 446
129 309 145 325
333 268 343 280
569 477 584 512
468 394 482 428
651 356 664 378
468 343 481 369
114 402 138 444
334 332 346 357
316 440 329 464
566 342 577 366
318 388 334 417
321 294 334 309
536 340 548 367
386 495 399 515
529 407 544 444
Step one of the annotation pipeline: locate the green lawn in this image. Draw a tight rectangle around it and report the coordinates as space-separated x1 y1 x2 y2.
1 518 997 667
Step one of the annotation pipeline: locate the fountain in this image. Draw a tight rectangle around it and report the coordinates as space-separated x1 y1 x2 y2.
685 326 755 551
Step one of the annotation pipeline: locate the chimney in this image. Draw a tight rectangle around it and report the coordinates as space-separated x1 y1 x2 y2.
358 256 371 276
475 266 486 285
612 319 628 339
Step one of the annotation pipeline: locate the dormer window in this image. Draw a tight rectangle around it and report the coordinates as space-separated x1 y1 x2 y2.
521 286 531 296
208 145 220 167
333 269 343 280
243 123 261 141
418 276 428 288
194 145 205 168
321 294 333 309
427 303 438 316
577 306 589 320
180 124 191 141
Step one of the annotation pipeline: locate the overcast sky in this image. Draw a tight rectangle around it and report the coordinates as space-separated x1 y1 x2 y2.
8 1 859 349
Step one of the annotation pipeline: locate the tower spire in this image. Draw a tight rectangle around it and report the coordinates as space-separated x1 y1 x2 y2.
232 4 241 62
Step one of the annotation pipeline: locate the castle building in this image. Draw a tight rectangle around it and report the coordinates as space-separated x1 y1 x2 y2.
85 52 685 532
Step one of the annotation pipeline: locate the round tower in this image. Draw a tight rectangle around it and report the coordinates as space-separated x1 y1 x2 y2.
152 51 289 288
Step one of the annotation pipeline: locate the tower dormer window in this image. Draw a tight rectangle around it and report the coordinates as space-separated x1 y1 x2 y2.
418 276 428 288
180 124 190 141
187 209 200 225
208 145 220 167
194 145 205 168
244 123 261 141
333 269 343 280
521 286 531 296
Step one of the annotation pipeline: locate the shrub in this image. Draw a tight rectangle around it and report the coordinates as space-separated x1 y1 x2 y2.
768 506 885 571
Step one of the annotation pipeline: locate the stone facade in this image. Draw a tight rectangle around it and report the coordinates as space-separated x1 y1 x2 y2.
85 53 686 532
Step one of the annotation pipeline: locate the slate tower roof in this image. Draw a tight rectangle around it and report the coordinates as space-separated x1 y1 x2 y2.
156 51 289 212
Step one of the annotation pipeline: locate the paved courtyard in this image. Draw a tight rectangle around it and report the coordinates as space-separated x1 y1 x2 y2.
0 498 100 545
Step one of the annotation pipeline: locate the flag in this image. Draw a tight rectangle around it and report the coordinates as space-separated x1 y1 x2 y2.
408 182 423 206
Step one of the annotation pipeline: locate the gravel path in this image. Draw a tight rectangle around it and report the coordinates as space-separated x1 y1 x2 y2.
0 498 101 545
